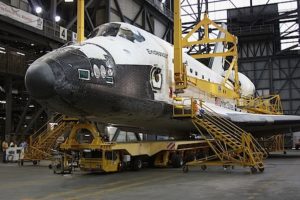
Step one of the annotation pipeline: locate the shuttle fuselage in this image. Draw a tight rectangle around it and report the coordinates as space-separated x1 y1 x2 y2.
25 22 300 137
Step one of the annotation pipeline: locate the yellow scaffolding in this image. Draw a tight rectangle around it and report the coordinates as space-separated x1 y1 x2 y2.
77 0 85 43
173 0 240 98
22 115 77 164
238 95 283 115
257 134 285 154
173 97 267 173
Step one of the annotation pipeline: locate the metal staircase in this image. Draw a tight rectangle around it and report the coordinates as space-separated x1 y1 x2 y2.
23 115 77 164
173 97 267 173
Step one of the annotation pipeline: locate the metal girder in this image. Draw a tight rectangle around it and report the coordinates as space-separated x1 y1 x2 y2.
85 7 95 30
22 106 45 135
114 0 125 22
276 59 300 94
146 10 154 34
131 6 144 25
162 23 171 40
298 0 300 43
15 98 32 134
50 0 57 22
66 0 95 29
5 77 12 137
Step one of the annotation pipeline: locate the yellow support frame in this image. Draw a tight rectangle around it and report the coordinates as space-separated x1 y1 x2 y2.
173 1 240 98
77 0 85 43
238 95 283 114
173 97 267 173
174 0 187 91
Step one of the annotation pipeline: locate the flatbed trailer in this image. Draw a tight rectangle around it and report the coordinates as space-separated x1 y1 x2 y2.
59 123 211 173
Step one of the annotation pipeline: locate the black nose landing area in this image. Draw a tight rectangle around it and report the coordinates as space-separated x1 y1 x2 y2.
25 61 56 99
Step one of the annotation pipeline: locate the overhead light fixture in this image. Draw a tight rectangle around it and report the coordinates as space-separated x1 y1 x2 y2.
35 6 42 14
16 52 25 56
65 0 74 2
55 15 61 22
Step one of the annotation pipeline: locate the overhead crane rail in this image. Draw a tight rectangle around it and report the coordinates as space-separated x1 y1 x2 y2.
173 97 267 173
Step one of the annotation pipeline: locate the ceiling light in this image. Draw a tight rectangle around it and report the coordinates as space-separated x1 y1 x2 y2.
65 0 74 2
55 15 61 22
16 52 25 56
35 6 42 14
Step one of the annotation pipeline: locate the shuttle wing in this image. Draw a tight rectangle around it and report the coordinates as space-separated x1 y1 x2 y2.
206 103 300 136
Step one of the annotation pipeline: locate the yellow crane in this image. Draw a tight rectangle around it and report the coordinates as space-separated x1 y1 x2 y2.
172 0 267 173
77 0 85 43
173 0 240 98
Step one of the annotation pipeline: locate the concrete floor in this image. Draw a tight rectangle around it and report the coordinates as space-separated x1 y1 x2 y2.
1 151 300 200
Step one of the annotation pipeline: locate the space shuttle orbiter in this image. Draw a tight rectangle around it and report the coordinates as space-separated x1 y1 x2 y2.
25 22 300 138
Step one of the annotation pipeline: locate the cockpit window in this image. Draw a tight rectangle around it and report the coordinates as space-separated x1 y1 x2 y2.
118 27 145 43
87 23 121 38
87 23 145 43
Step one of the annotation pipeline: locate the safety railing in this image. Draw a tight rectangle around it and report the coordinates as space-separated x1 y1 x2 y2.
238 94 283 115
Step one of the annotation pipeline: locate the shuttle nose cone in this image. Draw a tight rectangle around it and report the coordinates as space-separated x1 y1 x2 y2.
25 61 55 99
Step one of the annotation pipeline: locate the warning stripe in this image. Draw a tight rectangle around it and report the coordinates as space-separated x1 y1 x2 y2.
167 142 176 150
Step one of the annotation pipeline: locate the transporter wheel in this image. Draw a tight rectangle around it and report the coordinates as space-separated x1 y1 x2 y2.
250 167 257 174
118 162 125 172
258 163 265 173
183 165 189 173
258 167 264 173
19 160 24 166
33 160 38 166
171 154 183 168
201 165 207 171
132 157 143 171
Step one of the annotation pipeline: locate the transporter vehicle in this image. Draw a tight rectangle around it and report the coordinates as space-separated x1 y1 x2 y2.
56 123 211 173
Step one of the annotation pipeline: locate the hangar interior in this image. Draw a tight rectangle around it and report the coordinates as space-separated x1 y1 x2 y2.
0 0 299 143
0 0 300 199
0 0 298 152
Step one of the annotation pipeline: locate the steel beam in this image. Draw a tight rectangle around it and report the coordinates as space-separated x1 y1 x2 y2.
22 107 45 135
5 77 12 137
114 0 125 22
298 0 300 43
66 0 95 29
15 98 32 134
50 0 57 22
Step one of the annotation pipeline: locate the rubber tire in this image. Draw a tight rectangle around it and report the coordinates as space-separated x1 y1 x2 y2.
132 158 143 171
201 165 207 171
33 161 38 166
251 167 257 174
118 162 125 172
19 160 24 166
258 167 264 172
172 154 183 168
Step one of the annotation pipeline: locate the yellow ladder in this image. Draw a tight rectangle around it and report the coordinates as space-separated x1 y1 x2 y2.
173 97 267 173
24 115 77 162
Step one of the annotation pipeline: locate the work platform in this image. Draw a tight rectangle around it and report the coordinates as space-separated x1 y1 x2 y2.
173 97 267 173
